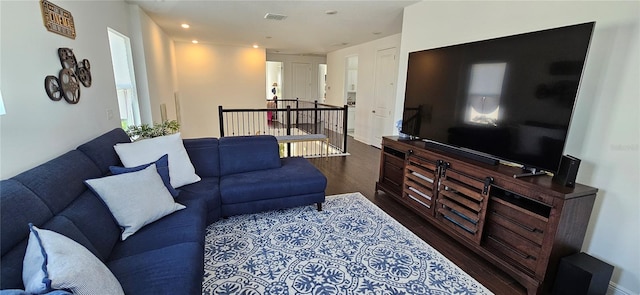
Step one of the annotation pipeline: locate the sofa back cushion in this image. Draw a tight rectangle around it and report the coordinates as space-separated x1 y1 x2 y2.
56 191 122 260
1 180 53 289
183 138 220 177
77 128 131 175
12 151 102 213
1 150 122 289
0 184 117 289
218 135 281 175
0 180 53 257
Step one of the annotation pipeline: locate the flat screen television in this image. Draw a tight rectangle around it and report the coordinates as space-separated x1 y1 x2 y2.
401 22 595 173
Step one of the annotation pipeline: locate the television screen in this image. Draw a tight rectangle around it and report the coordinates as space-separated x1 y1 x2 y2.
401 22 594 172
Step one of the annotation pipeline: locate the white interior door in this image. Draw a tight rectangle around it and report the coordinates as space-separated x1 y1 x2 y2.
291 62 312 100
371 47 398 148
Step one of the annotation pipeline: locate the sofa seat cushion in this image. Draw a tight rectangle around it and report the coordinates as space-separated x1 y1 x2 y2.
177 177 221 223
107 198 206 261
107 242 204 295
222 192 325 217
220 157 326 204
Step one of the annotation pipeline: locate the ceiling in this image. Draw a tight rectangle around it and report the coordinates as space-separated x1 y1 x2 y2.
128 0 419 55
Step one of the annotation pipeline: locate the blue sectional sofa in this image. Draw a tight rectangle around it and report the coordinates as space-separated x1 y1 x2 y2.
0 128 327 294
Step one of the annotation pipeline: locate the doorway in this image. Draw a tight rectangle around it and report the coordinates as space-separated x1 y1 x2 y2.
319 64 327 103
266 61 282 101
345 56 358 136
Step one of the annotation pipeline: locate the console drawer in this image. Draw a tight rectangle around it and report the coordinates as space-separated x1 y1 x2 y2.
385 152 405 168
484 222 541 272
488 197 547 245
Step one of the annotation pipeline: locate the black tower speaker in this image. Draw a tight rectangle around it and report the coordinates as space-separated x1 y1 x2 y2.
552 252 614 295
553 155 580 187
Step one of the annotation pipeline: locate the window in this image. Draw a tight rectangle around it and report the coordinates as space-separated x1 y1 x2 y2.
107 28 140 129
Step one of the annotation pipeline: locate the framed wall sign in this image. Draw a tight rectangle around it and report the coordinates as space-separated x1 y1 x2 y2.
40 0 76 39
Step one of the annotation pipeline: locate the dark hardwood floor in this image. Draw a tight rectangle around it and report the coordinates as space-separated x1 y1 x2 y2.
308 136 527 295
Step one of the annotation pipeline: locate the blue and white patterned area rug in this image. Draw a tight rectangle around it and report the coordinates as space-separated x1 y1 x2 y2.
202 193 493 295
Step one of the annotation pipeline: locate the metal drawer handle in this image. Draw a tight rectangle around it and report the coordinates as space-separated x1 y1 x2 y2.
492 210 542 233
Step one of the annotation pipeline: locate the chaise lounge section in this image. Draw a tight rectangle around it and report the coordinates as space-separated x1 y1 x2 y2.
0 128 327 294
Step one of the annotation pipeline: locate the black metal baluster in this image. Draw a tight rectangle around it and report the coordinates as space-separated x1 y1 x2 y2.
342 105 348 153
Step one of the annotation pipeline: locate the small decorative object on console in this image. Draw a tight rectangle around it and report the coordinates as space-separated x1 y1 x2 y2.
396 120 410 139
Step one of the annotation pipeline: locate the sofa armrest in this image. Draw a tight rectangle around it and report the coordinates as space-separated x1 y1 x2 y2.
183 138 220 177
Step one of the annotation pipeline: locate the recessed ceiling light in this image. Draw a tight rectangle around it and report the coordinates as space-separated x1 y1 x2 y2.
325 10 338 15
265 36 272 39
181 23 190 29
192 40 198 44
253 44 259 49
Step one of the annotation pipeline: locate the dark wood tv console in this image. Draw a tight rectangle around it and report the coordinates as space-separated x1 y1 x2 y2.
375 136 597 295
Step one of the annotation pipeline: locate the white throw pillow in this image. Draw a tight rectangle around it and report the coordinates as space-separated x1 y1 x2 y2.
114 133 201 188
85 164 186 240
22 225 124 295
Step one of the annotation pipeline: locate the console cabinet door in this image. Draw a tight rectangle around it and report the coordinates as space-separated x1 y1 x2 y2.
436 164 491 244
403 155 438 217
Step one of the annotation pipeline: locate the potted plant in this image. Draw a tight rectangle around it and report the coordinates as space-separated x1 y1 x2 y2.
125 120 180 141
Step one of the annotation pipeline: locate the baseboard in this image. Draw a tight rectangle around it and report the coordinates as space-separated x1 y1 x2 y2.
353 135 369 145
607 281 637 295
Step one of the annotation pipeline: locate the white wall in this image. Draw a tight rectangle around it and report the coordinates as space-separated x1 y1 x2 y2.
398 2 640 293
326 34 401 145
174 42 266 138
0 0 131 178
266 53 326 101
130 6 178 124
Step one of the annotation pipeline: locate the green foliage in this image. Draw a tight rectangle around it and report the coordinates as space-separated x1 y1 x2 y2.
125 120 180 141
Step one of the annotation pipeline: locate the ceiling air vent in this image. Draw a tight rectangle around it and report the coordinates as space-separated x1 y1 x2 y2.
264 13 287 21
